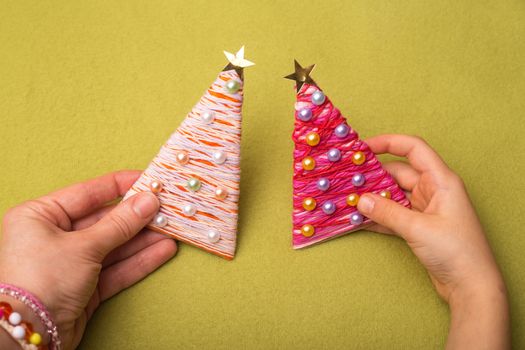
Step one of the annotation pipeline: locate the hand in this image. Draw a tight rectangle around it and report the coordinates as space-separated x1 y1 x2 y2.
0 171 177 349
357 134 509 349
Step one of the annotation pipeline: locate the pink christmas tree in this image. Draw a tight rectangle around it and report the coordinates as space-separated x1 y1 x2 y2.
124 47 254 260
286 60 410 249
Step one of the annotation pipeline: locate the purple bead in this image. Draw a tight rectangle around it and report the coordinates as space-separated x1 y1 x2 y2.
317 177 330 191
327 148 341 162
311 90 326 105
350 212 364 225
334 123 350 138
297 108 313 122
322 201 336 215
352 173 365 187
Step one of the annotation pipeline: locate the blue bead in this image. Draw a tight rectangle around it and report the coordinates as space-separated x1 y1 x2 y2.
334 123 350 138
322 201 336 215
327 148 341 162
311 90 326 105
317 177 330 191
298 108 313 122
352 173 365 187
350 212 364 225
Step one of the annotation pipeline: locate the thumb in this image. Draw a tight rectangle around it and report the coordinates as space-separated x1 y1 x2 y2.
357 193 421 240
85 192 160 256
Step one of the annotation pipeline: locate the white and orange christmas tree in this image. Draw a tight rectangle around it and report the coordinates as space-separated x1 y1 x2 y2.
124 47 254 260
285 60 410 249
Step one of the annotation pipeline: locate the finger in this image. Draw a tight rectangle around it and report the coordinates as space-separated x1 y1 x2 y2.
82 192 159 257
40 170 142 222
365 134 449 174
102 230 169 268
357 193 423 240
98 239 177 301
71 204 116 231
382 161 420 191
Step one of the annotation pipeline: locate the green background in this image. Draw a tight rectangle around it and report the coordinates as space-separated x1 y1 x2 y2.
1 0 524 348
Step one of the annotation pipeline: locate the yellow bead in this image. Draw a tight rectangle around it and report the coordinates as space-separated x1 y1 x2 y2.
301 224 315 237
29 333 42 345
305 132 320 146
302 197 317 211
346 193 360 206
380 190 391 199
352 151 366 165
302 156 316 171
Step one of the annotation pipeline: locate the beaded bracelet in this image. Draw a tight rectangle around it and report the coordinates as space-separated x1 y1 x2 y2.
0 302 42 349
0 283 61 350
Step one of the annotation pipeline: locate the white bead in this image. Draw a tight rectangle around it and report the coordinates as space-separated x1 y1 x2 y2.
207 229 221 243
153 214 168 227
12 325 25 339
201 110 215 124
212 151 227 164
8 312 22 325
182 204 197 217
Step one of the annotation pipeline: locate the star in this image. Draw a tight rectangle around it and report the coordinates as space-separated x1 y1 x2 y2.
284 60 316 93
223 46 255 80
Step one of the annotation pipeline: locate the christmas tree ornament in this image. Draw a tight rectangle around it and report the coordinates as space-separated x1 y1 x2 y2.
286 60 410 249
124 47 254 260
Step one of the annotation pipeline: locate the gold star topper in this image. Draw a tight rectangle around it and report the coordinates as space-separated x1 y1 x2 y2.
223 46 255 80
284 60 317 93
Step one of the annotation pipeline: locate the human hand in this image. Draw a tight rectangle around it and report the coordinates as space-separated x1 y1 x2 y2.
0 171 177 349
357 134 509 349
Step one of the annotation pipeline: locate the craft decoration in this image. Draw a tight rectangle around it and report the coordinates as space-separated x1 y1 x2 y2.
285 60 410 249
124 47 254 260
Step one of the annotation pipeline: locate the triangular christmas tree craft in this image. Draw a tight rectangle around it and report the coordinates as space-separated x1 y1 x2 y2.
124 47 254 260
285 60 410 249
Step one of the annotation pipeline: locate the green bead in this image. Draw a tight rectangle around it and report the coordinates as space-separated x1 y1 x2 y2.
187 177 201 192
225 79 240 93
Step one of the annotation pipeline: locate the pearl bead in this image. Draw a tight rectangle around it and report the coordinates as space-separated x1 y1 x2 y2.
302 156 316 171
8 312 21 325
225 79 240 93
302 197 317 211
380 190 391 199
334 123 350 138
215 187 229 200
297 108 313 122
201 110 215 124
352 151 366 165
176 151 189 165
317 177 330 191
207 229 221 243
29 333 42 345
305 132 320 146
301 224 315 237
350 212 364 225
187 177 201 192
149 180 163 194
346 193 360 206
352 173 365 187
182 204 197 217
153 214 168 227
12 325 25 339
327 148 341 162
212 150 227 164
311 90 326 105
322 201 336 215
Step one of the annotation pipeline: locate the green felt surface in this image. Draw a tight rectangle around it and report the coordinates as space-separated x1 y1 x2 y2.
1 0 524 348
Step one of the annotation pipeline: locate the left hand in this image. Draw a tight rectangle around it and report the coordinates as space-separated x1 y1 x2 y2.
0 170 177 349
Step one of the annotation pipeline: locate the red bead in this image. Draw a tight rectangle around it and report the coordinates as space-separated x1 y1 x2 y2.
0 301 12 318
20 321 34 341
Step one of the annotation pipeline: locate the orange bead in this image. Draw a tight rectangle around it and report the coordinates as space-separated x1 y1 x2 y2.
352 151 366 165
346 193 360 206
301 224 315 237
302 197 317 211
149 180 163 194
305 132 320 146
0 302 12 317
380 190 391 199
176 151 189 165
302 157 316 171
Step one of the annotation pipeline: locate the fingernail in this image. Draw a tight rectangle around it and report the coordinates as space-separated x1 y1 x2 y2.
358 195 375 214
133 192 159 218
